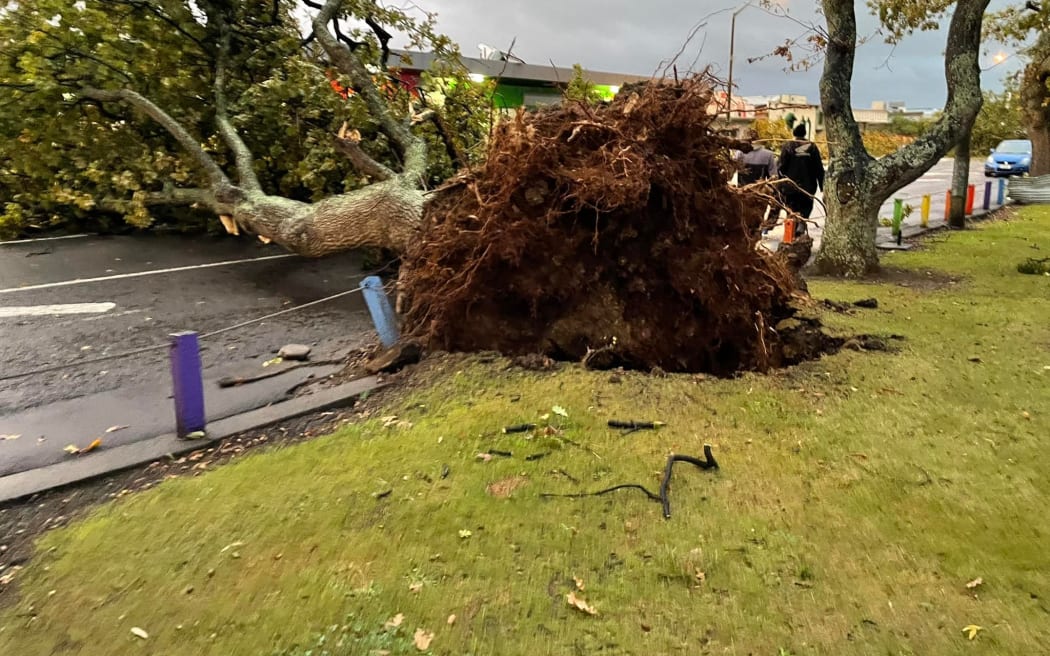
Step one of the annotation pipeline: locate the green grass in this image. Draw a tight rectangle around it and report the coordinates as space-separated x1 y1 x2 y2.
3 209 1050 655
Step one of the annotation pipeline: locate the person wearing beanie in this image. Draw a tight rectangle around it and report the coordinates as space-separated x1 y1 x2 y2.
778 123 825 232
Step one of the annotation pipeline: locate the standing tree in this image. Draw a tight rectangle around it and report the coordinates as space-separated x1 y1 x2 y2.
987 2 1050 176
0 0 483 253
812 0 990 275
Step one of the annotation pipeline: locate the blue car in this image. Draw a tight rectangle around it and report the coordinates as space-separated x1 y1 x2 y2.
984 139 1032 177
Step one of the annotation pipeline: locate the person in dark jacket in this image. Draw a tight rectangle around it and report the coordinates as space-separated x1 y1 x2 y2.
736 130 778 185
779 123 824 233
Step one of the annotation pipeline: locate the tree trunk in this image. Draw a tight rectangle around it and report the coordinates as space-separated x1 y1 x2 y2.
949 127 971 228
1030 122 1050 176
230 178 424 257
813 159 880 276
1022 36 1050 176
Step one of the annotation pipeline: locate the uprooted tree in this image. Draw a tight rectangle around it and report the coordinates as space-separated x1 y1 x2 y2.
0 0 488 250
399 78 836 375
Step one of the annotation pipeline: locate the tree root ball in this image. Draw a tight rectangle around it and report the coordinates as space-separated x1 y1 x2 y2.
400 76 816 375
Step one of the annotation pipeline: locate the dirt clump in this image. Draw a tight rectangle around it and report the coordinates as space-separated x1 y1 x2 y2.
401 75 816 376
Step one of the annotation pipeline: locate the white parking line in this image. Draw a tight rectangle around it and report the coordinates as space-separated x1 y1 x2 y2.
0 253 297 294
0 234 93 245
0 302 116 317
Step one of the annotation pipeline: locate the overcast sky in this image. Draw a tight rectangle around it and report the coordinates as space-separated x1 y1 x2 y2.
406 0 1022 110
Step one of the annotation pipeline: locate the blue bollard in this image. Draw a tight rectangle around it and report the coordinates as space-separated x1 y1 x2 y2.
997 178 1006 205
983 181 991 210
361 276 399 348
170 331 206 437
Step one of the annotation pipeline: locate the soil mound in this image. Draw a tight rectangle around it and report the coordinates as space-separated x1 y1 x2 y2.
401 76 812 375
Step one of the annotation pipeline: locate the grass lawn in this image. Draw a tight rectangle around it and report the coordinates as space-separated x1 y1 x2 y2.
2 209 1049 655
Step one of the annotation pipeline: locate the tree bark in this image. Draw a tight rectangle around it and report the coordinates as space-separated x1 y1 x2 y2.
814 0 989 276
813 0 878 275
815 156 881 276
1022 33 1050 176
230 180 423 257
949 127 971 228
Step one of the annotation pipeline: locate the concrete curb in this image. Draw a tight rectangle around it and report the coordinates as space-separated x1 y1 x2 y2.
875 204 1010 249
0 377 381 504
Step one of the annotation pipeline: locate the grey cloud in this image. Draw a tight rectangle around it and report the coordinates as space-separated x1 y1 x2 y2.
408 0 1020 109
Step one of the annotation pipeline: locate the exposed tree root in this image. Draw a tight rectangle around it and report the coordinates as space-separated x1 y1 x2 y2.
400 75 822 375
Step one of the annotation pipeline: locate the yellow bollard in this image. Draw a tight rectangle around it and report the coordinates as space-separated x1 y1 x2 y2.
920 194 930 228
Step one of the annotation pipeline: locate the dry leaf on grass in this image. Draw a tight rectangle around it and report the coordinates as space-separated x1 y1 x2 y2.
566 591 597 616
447 614 456 626
409 582 424 594
130 627 149 640
81 438 102 453
965 577 983 589
384 613 404 629
573 576 585 591
458 529 472 539
0 566 22 586
962 624 983 640
475 453 493 462
413 628 434 651
552 405 569 418
486 475 528 498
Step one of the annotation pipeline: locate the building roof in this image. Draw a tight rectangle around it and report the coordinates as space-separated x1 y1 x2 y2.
392 50 654 87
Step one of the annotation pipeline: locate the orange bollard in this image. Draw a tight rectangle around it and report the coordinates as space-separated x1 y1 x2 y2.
783 217 795 244
965 184 975 215
944 190 951 220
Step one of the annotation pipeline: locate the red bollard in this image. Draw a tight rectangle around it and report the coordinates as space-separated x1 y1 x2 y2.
783 218 795 244
965 184 975 215
944 191 951 220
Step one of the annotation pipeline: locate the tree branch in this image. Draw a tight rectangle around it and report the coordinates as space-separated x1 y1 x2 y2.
819 0 870 167
333 135 395 181
365 15 393 67
870 0 991 195
311 0 427 182
142 186 222 208
211 6 263 192
78 87 232 191
97 186 230 215
124 0 208 52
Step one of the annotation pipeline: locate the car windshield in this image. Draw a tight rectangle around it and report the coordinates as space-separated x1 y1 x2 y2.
995 140 1031 154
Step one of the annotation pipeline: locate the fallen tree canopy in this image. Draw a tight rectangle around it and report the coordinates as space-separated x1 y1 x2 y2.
401 76 823 376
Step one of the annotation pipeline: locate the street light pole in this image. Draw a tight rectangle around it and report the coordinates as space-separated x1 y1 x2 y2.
726 1 752 125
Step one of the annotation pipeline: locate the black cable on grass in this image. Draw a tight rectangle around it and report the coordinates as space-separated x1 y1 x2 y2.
503 423 537 434
540 445 719 520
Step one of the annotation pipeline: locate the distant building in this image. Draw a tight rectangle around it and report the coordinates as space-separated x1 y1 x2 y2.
712 95 938 139
389 50 937 138
391 50 651 110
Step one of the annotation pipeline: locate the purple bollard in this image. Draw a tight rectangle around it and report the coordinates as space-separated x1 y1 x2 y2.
983 181 992 211
170 331 206 437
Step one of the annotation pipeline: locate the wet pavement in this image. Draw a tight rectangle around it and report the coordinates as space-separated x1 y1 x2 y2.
0 233 379 473
0 233 377 412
